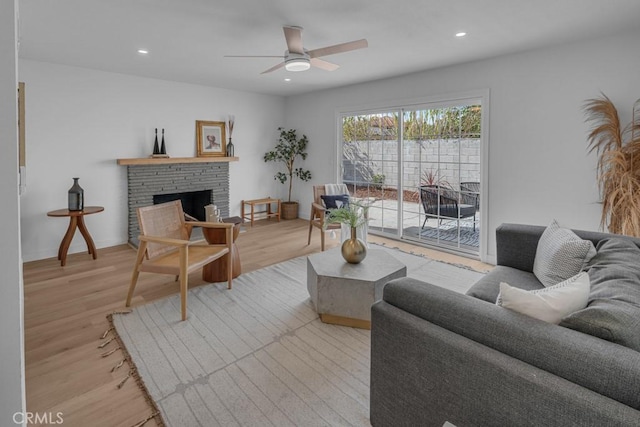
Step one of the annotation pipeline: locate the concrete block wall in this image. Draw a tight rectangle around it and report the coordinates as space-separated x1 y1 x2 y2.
343 139 480 189
126 163 229 246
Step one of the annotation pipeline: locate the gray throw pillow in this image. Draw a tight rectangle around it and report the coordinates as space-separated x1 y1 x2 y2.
533 220 596 287
560 238 640 352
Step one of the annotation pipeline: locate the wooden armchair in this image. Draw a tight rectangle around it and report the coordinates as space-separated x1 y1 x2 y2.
125 200 233 321
307 184 346 251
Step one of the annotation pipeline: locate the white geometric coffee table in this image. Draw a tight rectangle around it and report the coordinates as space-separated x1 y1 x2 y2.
307 248 407 329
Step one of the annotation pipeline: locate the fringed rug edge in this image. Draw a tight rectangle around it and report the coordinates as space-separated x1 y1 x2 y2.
106 312 167 427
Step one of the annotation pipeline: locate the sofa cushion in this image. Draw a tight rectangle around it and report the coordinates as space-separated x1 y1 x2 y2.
497 272 590 324
533 220 596 287
466 266 543 303
560 238 640 352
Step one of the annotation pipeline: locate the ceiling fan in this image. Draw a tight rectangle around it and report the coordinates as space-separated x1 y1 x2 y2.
225 26 368 74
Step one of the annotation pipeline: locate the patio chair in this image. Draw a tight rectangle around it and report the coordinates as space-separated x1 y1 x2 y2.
419 185 477 230
460 181 480 210
125 200 234 321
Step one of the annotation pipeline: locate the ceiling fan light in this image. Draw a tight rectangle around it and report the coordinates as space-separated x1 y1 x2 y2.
285 58 310 72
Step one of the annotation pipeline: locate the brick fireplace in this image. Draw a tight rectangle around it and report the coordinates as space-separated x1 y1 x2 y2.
122 161 230 247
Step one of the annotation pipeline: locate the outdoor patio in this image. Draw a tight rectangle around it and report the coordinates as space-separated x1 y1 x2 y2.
363 198 480 252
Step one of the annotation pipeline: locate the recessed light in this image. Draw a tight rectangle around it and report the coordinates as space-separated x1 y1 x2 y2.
455 32 467 38
284 78 291 82
137 49 149 54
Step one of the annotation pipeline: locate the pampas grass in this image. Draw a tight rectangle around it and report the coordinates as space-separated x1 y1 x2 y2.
584 94 640 236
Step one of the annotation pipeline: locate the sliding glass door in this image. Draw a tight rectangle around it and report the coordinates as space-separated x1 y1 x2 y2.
340 97 483 256
342 111 400 235
400 104 481 253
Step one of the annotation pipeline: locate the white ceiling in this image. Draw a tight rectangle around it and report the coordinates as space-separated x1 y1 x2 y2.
18 0 640 97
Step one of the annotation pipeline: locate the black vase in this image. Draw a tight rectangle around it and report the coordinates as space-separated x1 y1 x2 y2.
226 138 234 157
160 128 166 155
153 128 160 155
68 177 84 211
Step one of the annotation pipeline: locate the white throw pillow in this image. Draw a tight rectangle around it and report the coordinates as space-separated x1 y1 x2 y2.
533 220 596 287
496 272 590 324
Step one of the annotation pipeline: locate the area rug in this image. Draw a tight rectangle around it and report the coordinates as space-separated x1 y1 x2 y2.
107 246 485 426
420 225 479 247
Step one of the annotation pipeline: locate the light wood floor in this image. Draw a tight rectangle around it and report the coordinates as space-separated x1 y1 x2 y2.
23 218 490 427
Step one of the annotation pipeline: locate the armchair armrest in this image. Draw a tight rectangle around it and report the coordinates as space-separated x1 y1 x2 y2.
311 202 327 220
184 221 233 243
495 223 546 271
139 235 189 247
187 221 233 229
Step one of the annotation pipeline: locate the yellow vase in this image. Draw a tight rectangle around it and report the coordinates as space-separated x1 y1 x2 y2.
341 227 367 264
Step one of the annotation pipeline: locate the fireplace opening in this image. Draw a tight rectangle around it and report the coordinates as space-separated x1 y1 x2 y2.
153 190 212 221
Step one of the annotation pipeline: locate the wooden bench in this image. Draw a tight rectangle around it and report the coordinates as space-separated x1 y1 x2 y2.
241 197 281 226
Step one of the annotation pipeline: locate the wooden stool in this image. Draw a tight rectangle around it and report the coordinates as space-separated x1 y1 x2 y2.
241 197 281 226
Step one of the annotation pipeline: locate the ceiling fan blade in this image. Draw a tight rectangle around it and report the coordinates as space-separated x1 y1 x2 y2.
310 58 340 71
283 26 304 54
260 62 286 74
308 39 368 58
224 55 284 58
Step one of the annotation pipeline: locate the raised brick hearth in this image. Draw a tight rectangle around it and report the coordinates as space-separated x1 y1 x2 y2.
125 162 229 247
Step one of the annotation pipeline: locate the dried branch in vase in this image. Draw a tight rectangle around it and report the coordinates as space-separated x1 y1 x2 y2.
584 93 640 237
227 115 235 137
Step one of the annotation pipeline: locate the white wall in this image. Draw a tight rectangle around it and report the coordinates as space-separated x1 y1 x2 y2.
19 60 286 261
18 29 640 264
0 0 26 424
284 29 640 263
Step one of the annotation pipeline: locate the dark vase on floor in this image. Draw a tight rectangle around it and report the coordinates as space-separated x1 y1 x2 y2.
226 138 234 157
68 177 84 211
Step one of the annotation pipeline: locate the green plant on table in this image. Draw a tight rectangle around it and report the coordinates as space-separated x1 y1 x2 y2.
323 200 369 230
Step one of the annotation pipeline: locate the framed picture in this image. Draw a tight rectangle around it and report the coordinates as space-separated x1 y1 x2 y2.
196 120 226 157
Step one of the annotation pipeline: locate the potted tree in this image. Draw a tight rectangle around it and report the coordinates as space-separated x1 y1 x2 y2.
264 127 312 219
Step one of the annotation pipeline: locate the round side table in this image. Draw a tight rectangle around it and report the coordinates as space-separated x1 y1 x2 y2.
201 216 242 282
47 206 104 266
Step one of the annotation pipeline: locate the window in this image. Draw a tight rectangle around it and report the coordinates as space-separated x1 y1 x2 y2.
339 93 486 257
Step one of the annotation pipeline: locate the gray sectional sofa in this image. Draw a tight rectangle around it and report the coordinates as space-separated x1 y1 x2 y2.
370 223 640 426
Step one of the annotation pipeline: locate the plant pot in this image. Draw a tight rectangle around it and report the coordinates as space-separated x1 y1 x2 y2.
281 201 299 220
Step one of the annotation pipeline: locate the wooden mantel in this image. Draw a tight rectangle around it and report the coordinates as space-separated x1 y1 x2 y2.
117 156 239 166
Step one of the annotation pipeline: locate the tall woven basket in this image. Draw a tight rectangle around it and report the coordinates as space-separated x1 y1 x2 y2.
281 201 299 220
